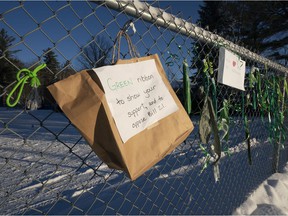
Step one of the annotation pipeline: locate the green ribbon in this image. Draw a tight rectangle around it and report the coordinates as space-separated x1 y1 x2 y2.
249 66 258 110
242 91 252 165
202 58 210 96
6 64 46 107
199 94 221 165
183 59 191 114
218 99 230 141
244 115 252 165
199 56 221 178
199 143 211 174
203 57 217 113
165 52 180 66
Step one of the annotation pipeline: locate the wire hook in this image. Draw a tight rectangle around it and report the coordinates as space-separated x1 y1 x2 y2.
121 19 136 35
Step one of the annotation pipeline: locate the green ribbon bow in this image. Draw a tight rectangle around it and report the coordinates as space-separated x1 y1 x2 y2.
6 64 46 107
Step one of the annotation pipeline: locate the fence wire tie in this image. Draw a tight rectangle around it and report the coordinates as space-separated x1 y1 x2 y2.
122 19 136 35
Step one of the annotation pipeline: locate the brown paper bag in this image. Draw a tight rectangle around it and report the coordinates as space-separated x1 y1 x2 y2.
48 55 193 180
48 54 193 180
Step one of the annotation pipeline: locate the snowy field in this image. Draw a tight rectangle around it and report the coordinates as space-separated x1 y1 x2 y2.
0 108 287 214
234 163 288 215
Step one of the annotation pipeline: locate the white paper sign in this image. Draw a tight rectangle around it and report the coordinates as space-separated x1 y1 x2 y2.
217 47 246 91
94 59 179 143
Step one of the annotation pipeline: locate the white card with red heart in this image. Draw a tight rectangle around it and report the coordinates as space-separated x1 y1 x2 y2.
217 47 246 91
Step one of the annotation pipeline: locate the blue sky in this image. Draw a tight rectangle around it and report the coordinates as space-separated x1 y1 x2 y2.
0 1 202 78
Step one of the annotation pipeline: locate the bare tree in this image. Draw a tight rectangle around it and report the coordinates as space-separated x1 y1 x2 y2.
78 36 112 69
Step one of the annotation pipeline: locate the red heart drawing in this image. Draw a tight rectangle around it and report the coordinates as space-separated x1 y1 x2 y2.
232 61 236 67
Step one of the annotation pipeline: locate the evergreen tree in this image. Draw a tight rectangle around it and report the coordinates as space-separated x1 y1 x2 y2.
197 1 288 65
0 28 22 86
41 48 61 108
0 28 20 58
198 1 237 41
43 48 61 74
0 28 23 106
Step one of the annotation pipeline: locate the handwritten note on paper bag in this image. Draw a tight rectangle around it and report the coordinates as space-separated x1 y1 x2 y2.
94 59 179 143
217 47 246 91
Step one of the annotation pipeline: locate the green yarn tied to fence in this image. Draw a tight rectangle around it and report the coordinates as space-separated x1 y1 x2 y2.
254 67 287 147
199 57 221 178
183 59 191 115
6 64 46 108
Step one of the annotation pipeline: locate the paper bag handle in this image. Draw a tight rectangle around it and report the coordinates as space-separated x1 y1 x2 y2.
112 30 139 63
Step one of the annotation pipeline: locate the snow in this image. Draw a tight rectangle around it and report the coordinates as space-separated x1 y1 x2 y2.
234 163 288 215
0 108 288 214
17 173 67 192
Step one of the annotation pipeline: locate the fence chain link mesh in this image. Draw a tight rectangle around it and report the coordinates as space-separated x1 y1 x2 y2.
0 1 288 215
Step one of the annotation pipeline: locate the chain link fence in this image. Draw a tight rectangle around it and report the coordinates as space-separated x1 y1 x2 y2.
0 1 288 214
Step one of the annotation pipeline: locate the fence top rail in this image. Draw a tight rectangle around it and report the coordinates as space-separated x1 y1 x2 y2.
97 0 288 74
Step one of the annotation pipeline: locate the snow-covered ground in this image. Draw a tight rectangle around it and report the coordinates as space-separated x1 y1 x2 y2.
0 108 287 214
234 163 288 215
